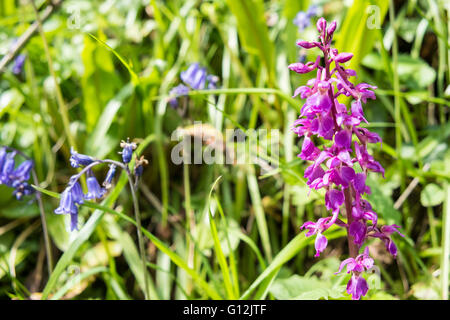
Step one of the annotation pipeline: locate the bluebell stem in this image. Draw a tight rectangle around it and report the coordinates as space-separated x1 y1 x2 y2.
167 63 220 107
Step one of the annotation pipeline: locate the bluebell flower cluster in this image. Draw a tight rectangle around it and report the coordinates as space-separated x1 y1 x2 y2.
0 147 34 200
54 170 107 231
293 4 319 32
55 140 147 231
168 63 219 108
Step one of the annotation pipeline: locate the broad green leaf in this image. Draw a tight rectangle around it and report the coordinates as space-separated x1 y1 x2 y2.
362 53 436 89
81 32 120 131
269 274 343 300
421 183 445 207
240 226 347 299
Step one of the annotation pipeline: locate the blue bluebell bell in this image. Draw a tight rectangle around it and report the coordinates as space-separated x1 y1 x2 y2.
70 211 79 231
168 84 190 108
12 182 33 200
120 139 137 164
12 160 33 182
0 152 16 186
70 179 85 204
181 63 208 90
134 156 148 178
12 54 26 75
54 187 77 215
85 176 106 200
0 149 35 199
306 4 319 18
0 147 7 169
293 4 320 32
206 75 219 89
293 11 310 32
168 63 220 107
103 164 117 189
70 147 94 168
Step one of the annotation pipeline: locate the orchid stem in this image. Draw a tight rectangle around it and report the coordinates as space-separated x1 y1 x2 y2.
344 188 358 258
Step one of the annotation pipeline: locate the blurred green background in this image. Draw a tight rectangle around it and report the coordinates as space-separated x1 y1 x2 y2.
0 0 448 300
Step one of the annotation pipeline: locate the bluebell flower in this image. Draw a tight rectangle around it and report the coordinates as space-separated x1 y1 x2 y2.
0 152 16 186
293 4 320 32
169 63 220 107
12 181 33 200
70 179 85 204
54 183 80 231
70 147 94 168
306 4 319 18
293 11 310 32
206 75 219 89
12 160 33 182
134 156 148 178
168 84 190 108
85 176 106 200
54 187 77 215
103 164 117 189
0 147 7 170
120 139 137 164
70 211 79 231
180 63 208 90
12 54 26 75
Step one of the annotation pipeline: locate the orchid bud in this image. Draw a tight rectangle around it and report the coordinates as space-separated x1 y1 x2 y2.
288 62 312 74
334 52 353 63
296 40 316 49
327 20 337 36
316 17 327 32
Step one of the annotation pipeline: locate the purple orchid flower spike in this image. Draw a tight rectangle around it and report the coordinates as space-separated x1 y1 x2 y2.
290 18 402 300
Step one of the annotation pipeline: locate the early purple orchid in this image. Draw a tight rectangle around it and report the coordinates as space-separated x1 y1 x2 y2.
290 18 403 300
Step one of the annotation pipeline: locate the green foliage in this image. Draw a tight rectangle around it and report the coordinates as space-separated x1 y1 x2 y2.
0 0 448 301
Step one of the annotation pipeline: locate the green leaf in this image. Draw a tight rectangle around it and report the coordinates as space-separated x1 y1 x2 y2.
225 0 275 82
421 183 445 207
240 226 347 299
362 53 436 89
102 214 159 299
269 274 344 300
81 32 120 131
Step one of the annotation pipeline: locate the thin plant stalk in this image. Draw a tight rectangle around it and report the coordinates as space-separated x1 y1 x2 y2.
32 169 54 275
125 169 150 300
